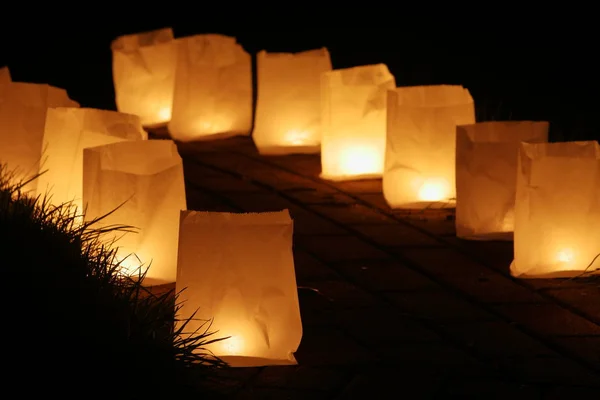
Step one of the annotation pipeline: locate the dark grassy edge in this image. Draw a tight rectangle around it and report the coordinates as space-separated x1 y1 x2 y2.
0 165 231 398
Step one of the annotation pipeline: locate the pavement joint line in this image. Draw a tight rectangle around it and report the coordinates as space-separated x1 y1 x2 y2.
226 148 600 327
184 179 245 210
183 155 600 381
552 334 600 338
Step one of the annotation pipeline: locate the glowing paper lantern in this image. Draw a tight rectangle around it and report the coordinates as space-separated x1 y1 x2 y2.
176 210 302 367
320 64 395 181
168 34 252 142
36 108 148 214
111 27 176 127
511 141 600 278
455 121 549 240
383 85 475 209
83 140 186 285
0 82 79 192
253 48 332 154
0 66 10 83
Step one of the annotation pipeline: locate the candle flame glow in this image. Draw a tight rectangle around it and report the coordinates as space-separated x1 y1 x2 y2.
221 335 245 355
157 106 171 122
284 129 310 145
556 249 574 264
418 178 451 202
339 146 380 176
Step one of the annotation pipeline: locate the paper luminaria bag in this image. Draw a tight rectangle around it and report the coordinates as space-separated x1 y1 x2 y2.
111 27 177 127
383 85 475 209
455 121 549 241
83 140 186 285
253 48 332 155
320 63 396 181
176 209 302 367
511 141 600 278
36 108 148 214
0 82 79 193
168 34 253 142
0 66 10 83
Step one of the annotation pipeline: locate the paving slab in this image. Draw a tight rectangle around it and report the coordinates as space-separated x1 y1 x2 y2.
150 134 600 397
333 259 440 292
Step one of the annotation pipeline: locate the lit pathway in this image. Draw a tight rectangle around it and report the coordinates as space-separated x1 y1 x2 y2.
156 133 600 398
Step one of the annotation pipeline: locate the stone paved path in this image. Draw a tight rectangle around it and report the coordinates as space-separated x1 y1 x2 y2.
153 132 600 399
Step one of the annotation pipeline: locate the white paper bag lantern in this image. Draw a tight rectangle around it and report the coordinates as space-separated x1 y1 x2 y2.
111 28 177 127
455 121 549 240
168 34 252 142
83 140 186 285
36 108 148 214
0 66 10 84
320 64 396 181
0 82 79 192
253 48 332 155
383 85 475 209
511 141 600 278
176 209 302 367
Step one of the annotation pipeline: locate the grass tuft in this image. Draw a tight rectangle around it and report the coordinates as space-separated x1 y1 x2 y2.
0 164 229 397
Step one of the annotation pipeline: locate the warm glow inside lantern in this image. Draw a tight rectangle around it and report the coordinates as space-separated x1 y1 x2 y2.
111 28 177 127
168 34 252 142
455 121 549 240
83 140 186 285
253 48 332 155
176 210 302 367
320 64 396 181
383 85 475 209
0 66 10 83
511 141 600 278
0 82 79 193
36 108 148 215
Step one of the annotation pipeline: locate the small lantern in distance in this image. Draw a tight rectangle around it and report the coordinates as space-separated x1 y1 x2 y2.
384 85 475 209
111 28 177 128
168 34 253 142
320 63 396 181
253 48 332 155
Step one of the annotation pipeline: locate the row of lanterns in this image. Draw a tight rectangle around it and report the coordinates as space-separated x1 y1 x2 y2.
1 27 599 366
112 28 600 279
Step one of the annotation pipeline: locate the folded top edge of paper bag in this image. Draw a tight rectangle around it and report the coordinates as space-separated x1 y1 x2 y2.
180 209 292 226
257 47 330 59
111 27 175 52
